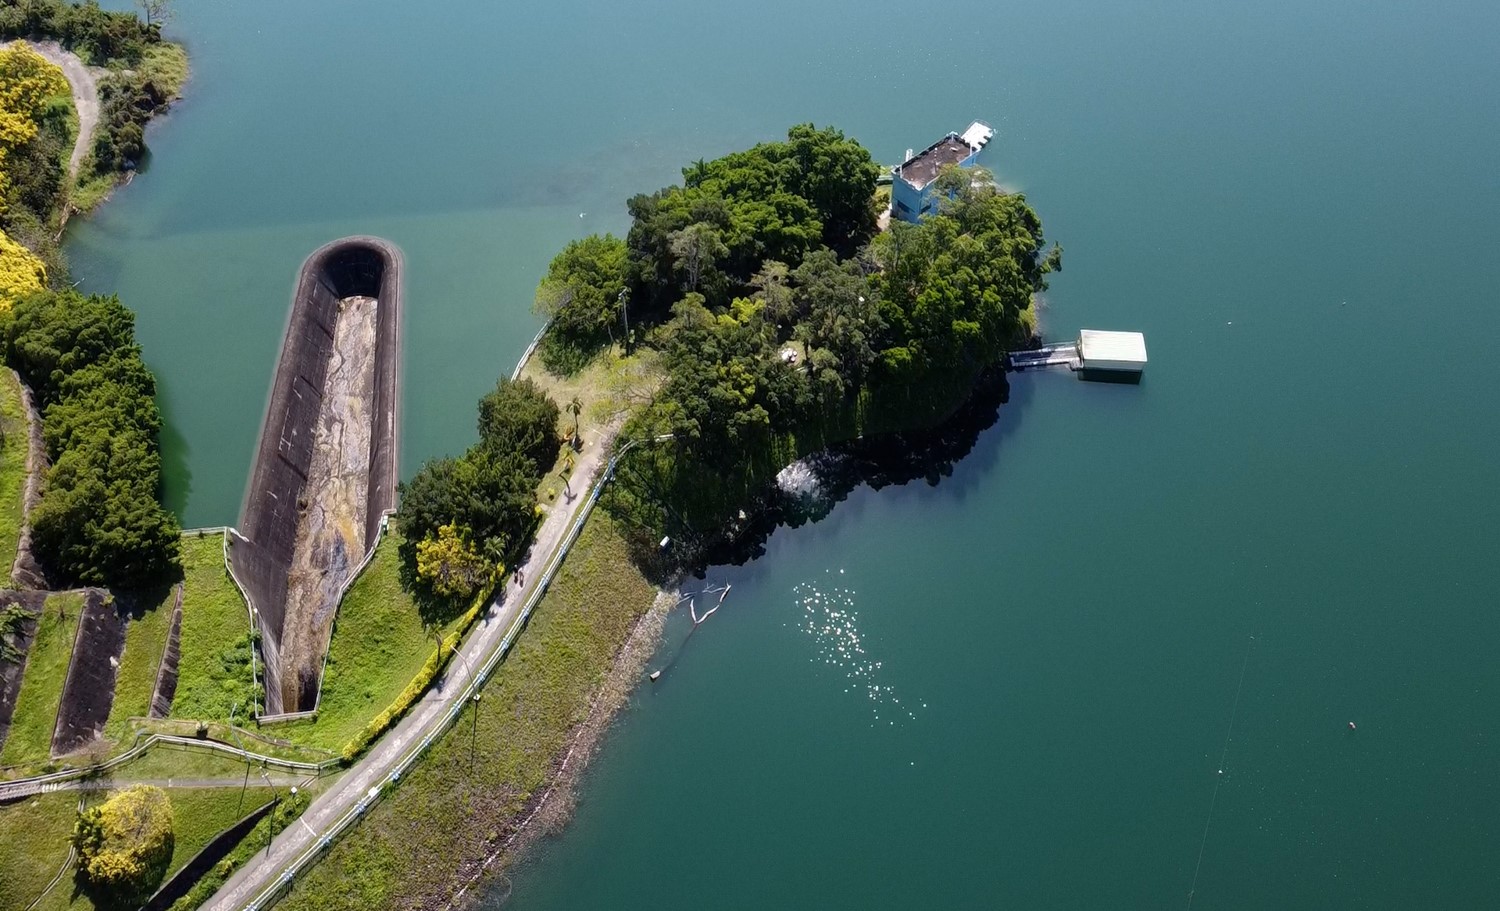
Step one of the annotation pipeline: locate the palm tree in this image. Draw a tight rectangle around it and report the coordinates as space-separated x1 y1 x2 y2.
567 395 583 450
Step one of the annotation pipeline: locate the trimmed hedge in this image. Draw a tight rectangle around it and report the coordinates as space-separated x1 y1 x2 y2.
339 591 488 763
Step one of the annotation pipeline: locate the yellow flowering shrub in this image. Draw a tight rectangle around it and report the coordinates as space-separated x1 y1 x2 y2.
0 229 45 307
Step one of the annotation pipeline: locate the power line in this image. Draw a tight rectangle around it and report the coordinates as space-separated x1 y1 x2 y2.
1187 634 1254 910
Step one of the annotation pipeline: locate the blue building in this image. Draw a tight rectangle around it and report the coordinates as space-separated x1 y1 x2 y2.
890 121 995 223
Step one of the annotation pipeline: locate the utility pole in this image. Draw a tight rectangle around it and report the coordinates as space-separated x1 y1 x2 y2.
229 702 250 815
448 642 482 771
259 765 279 857
470 692 481 772
618 289 630 353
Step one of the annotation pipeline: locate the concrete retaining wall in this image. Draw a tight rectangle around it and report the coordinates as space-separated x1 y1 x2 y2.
228 237 403 714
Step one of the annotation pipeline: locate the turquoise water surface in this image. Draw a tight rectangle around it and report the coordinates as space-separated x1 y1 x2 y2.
66 0 1500 907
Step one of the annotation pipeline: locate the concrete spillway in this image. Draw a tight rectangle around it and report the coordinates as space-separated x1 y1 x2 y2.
229 237 402 715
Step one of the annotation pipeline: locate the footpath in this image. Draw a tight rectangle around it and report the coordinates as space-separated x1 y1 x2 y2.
201 419 619 911
24 40 98 179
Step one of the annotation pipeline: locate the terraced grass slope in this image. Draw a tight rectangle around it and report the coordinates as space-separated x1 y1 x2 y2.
171 536 256 722
0 591 84 766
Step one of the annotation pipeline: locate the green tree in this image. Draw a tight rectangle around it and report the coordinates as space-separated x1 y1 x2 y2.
533 233 627 372
792 248 884 390
2 289 179 586
414 523 494 599
475 376 561 474
867 179 1055 378
649 295 811 463
74 785 174 902
783 123 883 251
566 394 583 449
668 222 728 293
1 290 139 405
749 259 794 327
397 448 538 598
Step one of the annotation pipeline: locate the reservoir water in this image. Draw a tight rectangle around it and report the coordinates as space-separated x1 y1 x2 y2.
67 0 1500 907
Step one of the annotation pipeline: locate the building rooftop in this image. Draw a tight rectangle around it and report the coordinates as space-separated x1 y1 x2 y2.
895 136 977 191
1078 330 1148 368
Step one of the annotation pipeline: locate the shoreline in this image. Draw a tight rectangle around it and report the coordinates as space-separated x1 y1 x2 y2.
439 588 675 910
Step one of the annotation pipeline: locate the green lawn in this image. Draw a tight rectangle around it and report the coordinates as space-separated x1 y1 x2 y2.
170 535 257 722
167 787 313 911
109 741 262 783
168 787 280 875
102 586 176 742
0 592 84 768
0 369 29 579
279 512 657 910
0 792 77 910
272 529 454 752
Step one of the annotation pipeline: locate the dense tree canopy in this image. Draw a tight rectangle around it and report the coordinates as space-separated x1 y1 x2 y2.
1 286 137 403
475 376 562 474
2 290 180 586
548 132 1061 568
397 377 560 610
532 233 627 373
623 124 879 316
74 784 174 901
0 0 164 66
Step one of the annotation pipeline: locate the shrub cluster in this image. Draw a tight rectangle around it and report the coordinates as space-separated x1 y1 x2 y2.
90 70 154 172
1 289 181 587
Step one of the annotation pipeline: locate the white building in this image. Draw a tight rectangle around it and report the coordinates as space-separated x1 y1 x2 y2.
1077 330 1148 374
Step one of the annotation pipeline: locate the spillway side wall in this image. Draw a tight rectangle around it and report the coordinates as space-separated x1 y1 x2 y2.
364 239 402 542
229 237 403 666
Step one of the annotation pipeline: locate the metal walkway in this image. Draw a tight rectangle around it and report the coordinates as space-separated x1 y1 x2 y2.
1007 342 1079 371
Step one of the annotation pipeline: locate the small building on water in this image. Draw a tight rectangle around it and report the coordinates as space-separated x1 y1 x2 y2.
1077 329 1148 380
891 121 995 223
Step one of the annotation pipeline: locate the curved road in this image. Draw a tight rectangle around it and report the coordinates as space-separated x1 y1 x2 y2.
24 40 99 179
202 421 620 911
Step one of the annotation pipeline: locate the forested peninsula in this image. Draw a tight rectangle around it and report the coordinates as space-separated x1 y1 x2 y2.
535 124 1059 572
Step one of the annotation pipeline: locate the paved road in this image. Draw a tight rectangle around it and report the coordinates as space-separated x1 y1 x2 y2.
202 422 618 911
24 40 99 179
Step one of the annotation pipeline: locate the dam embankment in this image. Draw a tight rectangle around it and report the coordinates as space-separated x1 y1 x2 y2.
228 237 402 715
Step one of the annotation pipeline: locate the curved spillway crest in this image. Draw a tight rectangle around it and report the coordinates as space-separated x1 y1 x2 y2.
229 237 403 715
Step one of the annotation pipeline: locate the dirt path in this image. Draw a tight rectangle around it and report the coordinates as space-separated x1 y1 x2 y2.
24 40 99 180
